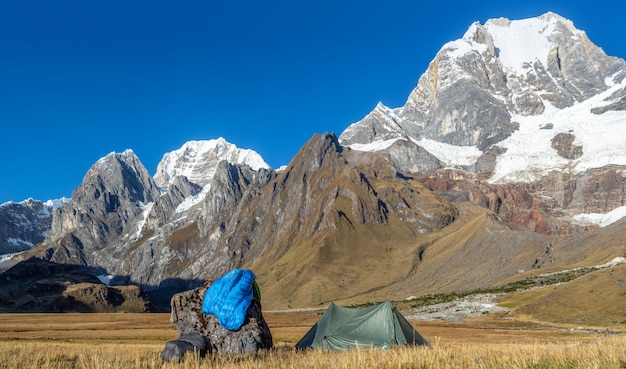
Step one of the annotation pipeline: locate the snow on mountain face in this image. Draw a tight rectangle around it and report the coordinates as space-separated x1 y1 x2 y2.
443 12 624 102
153 138 270 189
481 14 564 75
43 197 70 209
443 13 562 78
490 83 626 183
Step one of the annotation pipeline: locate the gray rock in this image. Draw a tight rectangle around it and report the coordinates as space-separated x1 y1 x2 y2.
591 87 626 114
31 150 161 270
380 139 441 173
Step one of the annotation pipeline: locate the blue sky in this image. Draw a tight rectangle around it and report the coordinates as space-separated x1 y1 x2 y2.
1 0 624 203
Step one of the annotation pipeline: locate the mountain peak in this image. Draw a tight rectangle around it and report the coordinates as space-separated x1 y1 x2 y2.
537 11 576 29
484 12 581 74
90 149 141 177
153 138 270 189
446 12 585 76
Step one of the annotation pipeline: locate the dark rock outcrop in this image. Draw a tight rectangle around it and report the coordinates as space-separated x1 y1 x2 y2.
0 258 152 312
551 132 583 160
0 199 54 255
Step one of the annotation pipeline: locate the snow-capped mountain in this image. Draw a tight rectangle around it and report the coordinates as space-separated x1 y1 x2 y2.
339 12 626 229
152 138 271 215
340 12 626 162
24 137 275 298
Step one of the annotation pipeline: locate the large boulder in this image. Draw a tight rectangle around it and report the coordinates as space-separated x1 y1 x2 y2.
168 283 272 356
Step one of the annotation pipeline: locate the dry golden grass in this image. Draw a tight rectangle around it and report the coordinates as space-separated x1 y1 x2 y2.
0 312 624 369
0 313 176 344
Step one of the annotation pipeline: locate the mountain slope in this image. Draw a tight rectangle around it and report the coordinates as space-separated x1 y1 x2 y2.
500 263 626 327
230 133 458 308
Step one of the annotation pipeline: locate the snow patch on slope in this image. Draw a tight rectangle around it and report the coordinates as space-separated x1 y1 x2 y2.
125 201 154 241
175 185 212 214
413 138 483 167
490 82 626 183
573 206 626 227
348 137 483 168
348 138 402 152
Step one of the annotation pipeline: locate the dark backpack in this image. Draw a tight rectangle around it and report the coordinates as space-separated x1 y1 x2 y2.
160 332 209 362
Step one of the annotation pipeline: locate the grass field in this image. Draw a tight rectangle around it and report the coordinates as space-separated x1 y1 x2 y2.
0 312 624 368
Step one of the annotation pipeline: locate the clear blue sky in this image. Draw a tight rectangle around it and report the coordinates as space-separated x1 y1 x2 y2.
1 0 624 203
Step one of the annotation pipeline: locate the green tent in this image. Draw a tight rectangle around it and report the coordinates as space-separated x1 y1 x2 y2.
295 301 430 351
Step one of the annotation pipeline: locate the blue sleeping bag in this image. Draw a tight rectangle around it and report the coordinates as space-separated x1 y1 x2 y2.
201 269 256 331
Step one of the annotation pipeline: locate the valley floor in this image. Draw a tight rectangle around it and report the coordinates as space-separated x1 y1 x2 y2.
0 312 624 368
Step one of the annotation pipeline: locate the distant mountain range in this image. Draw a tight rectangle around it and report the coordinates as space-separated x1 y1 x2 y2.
1 12 625 318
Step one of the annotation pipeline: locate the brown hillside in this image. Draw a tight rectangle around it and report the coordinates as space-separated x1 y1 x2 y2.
238 135 626 311
234 134 571 309
331 202 554 306
549 217 626 269
500 263 626 327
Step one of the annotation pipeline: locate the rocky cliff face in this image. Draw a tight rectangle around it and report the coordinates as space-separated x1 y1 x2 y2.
30 146 274 293
37 150 161 266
